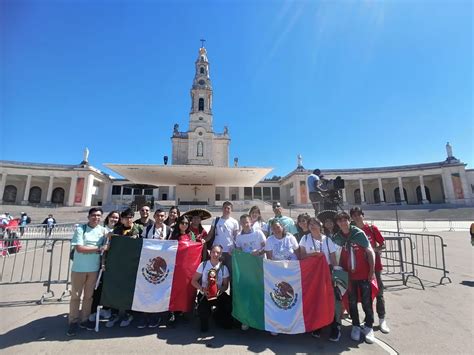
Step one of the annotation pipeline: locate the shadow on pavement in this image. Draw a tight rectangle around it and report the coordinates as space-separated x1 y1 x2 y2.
0 312 362 353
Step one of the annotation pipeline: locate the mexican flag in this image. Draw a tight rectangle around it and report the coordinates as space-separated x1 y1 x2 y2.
101 238 202 312
232 250 335 334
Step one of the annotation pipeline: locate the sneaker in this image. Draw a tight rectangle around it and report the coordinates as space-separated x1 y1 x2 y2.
270 332 278 336
148 316 161 328
66 322 78 337
169 312 176 323
89 309 113 322
88 313 97 322
79 320 95 330
100 308 112 319
311 329 321 338
329 326 341 342
136 316 147 329
167 312 176 328
379 318 390 334
119 314 133 327
363 327 375 344
105 314 119 328
241 324 249 331
351 326 361 341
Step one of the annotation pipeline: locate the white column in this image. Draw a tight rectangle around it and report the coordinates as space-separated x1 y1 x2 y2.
68 176 77 206
398 176 406 204
359 178 366 204
342 188 347 205
84 174 94 207
419 175 428 204
0 173 7 201
441 171 455 203
239 187 245 201
169 186 175 201
378 177 385 204
224 186 230 200
23 175 32 202
46 176 54 202
459 169 472 204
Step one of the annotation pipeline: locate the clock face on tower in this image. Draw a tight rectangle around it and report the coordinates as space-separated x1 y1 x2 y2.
198 79 205 86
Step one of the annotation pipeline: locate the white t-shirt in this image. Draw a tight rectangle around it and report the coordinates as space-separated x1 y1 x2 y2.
141 224 169 239
212 216 239 253
299 234 336 264
264 234 299 261
252 220 268 234
196 261 229 288
235 230 266 255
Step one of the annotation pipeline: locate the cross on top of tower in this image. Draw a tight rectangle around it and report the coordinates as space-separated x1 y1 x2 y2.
200 39 206 48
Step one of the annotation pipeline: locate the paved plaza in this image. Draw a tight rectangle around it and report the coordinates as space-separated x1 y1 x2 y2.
1 221 473 354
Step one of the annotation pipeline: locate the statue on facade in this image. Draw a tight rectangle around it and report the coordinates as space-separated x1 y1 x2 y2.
81 147 89 165
223 126 228 135
297 154 303 168
445 142 459 162
446 142 453 158
173 124 179 135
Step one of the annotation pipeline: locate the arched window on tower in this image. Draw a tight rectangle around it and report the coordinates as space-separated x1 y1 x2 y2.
200 67 205 74
197 141 204 157
198 98 204 111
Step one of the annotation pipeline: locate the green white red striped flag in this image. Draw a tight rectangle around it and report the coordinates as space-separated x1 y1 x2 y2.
101 238 202 312
232 250 335 334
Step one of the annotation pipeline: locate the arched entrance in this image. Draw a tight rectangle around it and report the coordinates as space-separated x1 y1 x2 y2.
3 185 17 203
52 187 65 204
28 186 42 203
394 187 408 203
416 186 431 203
374 188 386 204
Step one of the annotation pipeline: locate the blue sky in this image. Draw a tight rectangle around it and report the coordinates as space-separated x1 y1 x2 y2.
1 0 472 178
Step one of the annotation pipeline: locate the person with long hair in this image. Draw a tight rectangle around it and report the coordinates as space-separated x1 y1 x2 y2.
164 206 180 232
169 216 195 241
249 206 267 234
264 219 299 262
103 211 120 233
294 213 311 242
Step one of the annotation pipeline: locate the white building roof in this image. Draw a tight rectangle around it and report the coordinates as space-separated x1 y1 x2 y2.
105 164 273 187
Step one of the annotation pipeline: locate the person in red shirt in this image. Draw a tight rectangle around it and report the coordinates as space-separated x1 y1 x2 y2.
333 211 376 344
350 207 390 334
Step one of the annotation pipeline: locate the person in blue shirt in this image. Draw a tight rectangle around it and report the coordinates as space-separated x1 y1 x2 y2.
67 208 105 336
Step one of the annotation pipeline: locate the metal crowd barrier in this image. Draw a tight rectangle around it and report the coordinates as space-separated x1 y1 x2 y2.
380 230 451 289
381 236 424 289
0 237 72 304
15 223 78 239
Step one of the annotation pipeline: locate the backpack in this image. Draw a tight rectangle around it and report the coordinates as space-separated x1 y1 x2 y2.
206 217 220 251
70 224 87 261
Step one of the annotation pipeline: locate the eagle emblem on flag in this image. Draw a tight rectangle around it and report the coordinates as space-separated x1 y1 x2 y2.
142 256 169 284
270 281 298 310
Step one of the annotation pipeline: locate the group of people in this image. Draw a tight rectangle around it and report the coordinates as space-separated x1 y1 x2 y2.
67 201 390 345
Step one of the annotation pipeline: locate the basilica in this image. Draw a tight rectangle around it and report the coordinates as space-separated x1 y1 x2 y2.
1 46 473 209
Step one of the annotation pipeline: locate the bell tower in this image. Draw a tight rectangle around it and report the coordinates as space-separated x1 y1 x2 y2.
189 44 213 132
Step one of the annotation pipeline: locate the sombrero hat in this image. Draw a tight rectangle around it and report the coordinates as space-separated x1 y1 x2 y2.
182 208 212 221
317 210 338 222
